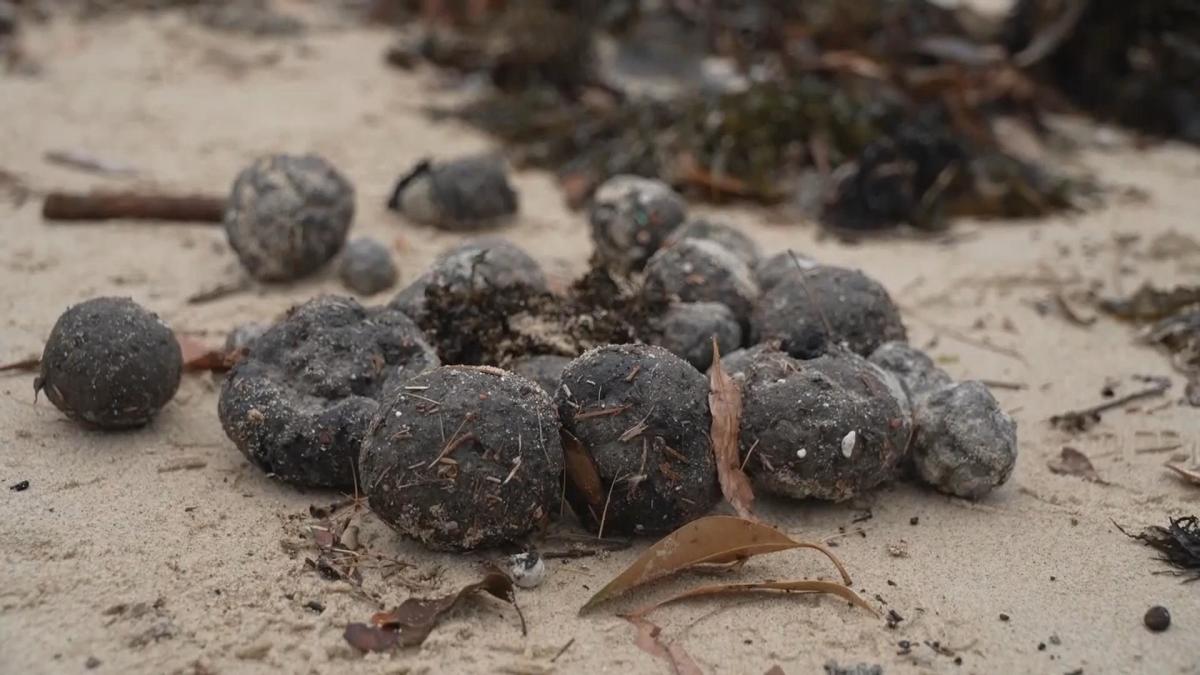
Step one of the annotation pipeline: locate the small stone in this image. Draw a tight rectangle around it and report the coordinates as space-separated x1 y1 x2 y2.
506 551 547 589
643 238 760 323
509 354 571 396
360 366 563 551
387 155 517 230
36 297 182 429
664 217 761 267
647 302 742 371
739 347 911 501
218 296 438 488
224 154 355 282
84 657 101 670
751 265 907 358
999 613 1009 621
1144 605 1170 632
338 237 398 295
557 344 719 535
910 381 1017 499
754 250 819 292
390 237 546 322
589 175 687 273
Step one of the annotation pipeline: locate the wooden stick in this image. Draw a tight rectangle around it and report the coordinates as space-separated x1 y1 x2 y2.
42 191 225 223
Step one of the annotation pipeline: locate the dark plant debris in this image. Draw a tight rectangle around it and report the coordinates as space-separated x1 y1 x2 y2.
401 0 1120 231
1115 516 1200 582
1046 446 1105 484
9 479 29 492
1048 376 1171 432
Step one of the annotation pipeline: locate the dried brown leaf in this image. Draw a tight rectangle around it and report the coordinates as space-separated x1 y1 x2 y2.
368 572 520 647
1165 463 1200 486
627 580 878 619
625 616 704 675
176 334 234 372
343 623 400 653
581 516 850 612
562 430 605 518
1047 446 1106 483
708 339 755 520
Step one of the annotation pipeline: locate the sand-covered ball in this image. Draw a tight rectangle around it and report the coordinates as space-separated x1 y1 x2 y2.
643 238 760 323
754 251 819 292
912 380 1017 499
557 344 719 535
360 366 563 551
740 347 911 501
387 156 518 230
648 302 742 371
751 264 906 358
36 297 181 429
338 237 398 295
219 296 438 488
224 153 355 282
590 175 687 273
389 237 547 322
665 217 761 267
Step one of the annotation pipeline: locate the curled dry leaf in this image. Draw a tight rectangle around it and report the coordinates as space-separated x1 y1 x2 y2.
708 339 756 520
625 615 704 675
363 572 523 648
343 623 400 653
581 516 851 612
1047 446 1107 484
1165 463 1200 487
176 334 239 372
627 580 878 619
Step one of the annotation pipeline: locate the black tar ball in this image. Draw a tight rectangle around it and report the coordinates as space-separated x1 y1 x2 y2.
643 238 761 324
387 155 518 230
751 264 907 358
648 302 742 371
557 344 719 536
665 217 761 268
389 237 547 322
338 237 398 295
739 346 911 501
360 366 564 551
224 154 355 282
754 250 819 293
589 175 687 273
218 296 438 489
36 297 182 429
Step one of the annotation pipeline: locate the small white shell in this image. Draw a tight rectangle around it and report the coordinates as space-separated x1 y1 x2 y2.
841 430 857 459
507 552 547 589
796 448 807 459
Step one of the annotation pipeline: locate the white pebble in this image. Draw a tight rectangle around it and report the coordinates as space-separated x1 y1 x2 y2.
796 448 807 459
841 430 857 458
507 552 547 589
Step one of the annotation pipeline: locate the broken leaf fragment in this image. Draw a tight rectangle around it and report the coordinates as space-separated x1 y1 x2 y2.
1047 446 1106 483
581 516 851 612
708 339 755 520
351 571 523 649
627 580 878 619
343 623 400 653
625 615 704 675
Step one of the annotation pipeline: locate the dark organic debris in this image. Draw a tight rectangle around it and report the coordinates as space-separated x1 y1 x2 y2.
9 480 29 492
1049 376 1171 432
42 190 225 222
0 355 40 372
1165 464 1200 487
1116 516 1200 581
1100 284 1200 322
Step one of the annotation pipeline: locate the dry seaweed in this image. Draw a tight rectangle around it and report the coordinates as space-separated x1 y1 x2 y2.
1116 516 1200 582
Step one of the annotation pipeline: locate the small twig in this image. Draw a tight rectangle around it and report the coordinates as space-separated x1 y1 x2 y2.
1049 377 1172 430
187 278 251 305
43 191 225 222
596 472 625 540
1135 443 1183 455
550 637 576 662
575 404 632 420
978 379 1027 391
428 415 476 468
0 356 40 373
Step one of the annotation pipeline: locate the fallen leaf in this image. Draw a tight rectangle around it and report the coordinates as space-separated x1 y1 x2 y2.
0 356 40 372
176 334 239 372
368 572 522 647
581 516 850 612
624 615 703 675
627 580 878 619
1165 463 1200 486
343 623 400 653
708 339 755 520
1047 446 1107 483
562 430 606 522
